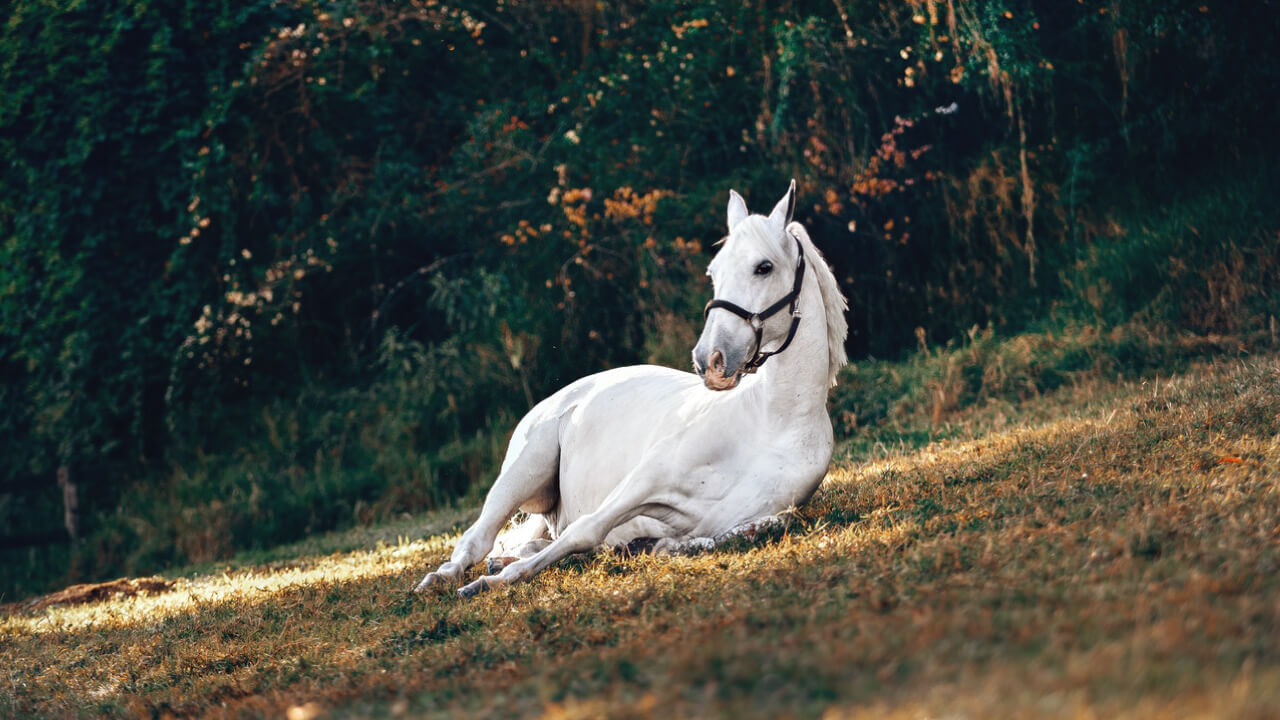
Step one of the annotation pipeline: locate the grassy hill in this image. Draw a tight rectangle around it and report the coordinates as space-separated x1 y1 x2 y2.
3 339 1278 719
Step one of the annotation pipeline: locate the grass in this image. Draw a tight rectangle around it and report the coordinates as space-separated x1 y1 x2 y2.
3 342 1279 719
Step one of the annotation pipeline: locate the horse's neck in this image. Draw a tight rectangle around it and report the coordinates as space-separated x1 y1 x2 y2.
752 268 831 423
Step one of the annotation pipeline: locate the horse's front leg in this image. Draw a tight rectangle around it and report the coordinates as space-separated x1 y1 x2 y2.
414 417 560 593
457 479 663 597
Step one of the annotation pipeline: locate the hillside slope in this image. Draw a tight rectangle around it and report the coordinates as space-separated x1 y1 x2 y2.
3 353 1279 719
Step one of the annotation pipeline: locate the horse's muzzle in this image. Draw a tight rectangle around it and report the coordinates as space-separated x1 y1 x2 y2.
701 349 742 391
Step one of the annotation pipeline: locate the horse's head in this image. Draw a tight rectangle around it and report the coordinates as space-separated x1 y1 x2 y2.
693 181 801 391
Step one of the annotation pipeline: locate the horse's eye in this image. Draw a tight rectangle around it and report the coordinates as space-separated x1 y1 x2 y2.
754 260 773 276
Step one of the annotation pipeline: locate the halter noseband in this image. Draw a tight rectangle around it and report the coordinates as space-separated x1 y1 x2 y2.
702 232 806 374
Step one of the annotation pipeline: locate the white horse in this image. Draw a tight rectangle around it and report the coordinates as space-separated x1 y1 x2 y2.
415 181 848 597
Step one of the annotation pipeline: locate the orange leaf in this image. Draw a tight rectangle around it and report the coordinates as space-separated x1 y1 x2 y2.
1218 456 1243 464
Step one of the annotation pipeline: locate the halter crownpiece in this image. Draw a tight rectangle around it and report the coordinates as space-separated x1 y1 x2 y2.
703 231 806 374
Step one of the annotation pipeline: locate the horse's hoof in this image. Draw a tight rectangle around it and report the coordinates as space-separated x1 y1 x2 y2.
457 578 491 598
414 571 457 593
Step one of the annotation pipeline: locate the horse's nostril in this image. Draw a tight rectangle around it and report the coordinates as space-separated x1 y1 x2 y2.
709 350 725 373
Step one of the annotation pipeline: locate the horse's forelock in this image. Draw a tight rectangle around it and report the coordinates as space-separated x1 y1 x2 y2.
728 215 788 262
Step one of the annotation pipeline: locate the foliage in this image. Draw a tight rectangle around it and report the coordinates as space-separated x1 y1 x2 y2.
2 0 1279 599
3 355 1280 717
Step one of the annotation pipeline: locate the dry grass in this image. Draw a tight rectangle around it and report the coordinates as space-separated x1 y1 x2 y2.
3 356 1279 719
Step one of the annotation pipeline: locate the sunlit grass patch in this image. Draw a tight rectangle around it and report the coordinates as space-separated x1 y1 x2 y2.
2 535 455 636
2 356 1278 719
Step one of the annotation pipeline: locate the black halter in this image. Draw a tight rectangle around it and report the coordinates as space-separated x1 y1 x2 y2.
703 232 806 374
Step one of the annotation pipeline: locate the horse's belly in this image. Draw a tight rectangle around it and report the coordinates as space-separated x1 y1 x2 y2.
602 516 677 546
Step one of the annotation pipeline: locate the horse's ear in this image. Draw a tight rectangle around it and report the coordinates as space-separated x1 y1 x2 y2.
727 189 748 231
767 179 796 235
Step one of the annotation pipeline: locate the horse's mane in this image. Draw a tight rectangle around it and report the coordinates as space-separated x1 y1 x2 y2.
786 222 849 387
732 217 849 387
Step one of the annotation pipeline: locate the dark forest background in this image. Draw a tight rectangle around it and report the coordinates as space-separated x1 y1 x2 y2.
3 0 1278 600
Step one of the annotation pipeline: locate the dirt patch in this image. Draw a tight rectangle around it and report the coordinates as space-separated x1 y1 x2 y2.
8 576 176 614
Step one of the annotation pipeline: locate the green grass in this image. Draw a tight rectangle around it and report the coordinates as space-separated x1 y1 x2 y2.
3 341 1279 719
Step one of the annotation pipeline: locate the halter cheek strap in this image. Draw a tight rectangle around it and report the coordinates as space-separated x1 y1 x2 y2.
703 233 805 374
